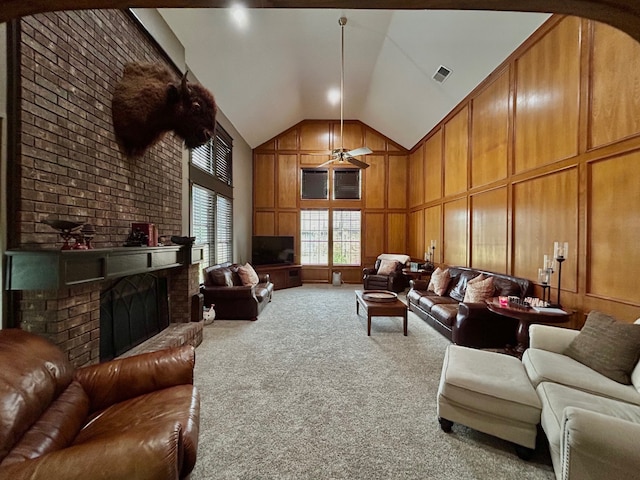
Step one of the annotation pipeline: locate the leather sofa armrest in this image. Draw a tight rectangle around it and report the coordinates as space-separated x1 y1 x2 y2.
75 345 195 413
561 407 640 479
453 302 518 348
410 279 429 290
0 422 183 480
258 273 271 284
201 285 257 300
362 267 377 275
529 324 578 353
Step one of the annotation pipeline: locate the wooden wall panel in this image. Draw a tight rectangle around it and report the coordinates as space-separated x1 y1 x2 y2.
424 129 442 202
388 213 407 254
300 123 330 151
444 106 469 196
443 198 468 266
471 187 508 272
363 212 385 258
277 154 298 209
409 145 424 207
338 122 364 151
408 210 424 260
590 22 640 148
388 155 408 209
278 212 298 236
424 205 442 263
300 154 329 166
254 212 275 236
512 168 578 291
254 154 275 208
514 17 581 172
364 155 386 209
588 153 640 302
471 70 510 188
365 127 387 152
277 129 298 150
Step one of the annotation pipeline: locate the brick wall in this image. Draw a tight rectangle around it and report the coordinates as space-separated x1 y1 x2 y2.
16 9 183 249
11 10 195 366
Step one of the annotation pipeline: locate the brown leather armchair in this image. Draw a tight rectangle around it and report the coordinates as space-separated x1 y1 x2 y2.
362 256 410 293
0 329 199 480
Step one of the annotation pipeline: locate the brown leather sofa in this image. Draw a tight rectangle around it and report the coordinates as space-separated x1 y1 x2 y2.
0 329 199 480
201 262 274 320
407 266 532 349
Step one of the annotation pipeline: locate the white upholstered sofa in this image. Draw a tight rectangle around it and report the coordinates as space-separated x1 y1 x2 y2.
522 314 640 480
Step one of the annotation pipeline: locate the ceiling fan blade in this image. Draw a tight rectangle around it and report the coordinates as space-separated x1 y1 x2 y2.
346 147 373 157
317 158 338 168
346 157 370 169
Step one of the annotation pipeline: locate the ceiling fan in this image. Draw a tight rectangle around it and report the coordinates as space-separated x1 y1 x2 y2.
317 17 372 169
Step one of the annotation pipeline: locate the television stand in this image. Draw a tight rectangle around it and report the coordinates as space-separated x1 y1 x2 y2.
253 264 302 290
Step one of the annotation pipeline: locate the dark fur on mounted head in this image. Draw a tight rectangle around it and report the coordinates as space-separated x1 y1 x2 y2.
111 62 217 157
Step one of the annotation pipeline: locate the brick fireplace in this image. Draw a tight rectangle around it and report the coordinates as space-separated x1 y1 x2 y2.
5 10 202 366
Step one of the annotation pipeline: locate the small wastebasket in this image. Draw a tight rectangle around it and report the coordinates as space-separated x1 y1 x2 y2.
332 271 342 287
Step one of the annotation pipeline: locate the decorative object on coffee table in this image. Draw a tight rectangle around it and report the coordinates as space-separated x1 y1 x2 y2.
362 290 398 303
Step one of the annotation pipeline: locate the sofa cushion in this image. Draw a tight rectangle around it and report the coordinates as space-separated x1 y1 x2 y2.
427 267 451 296
463 274 495 303
418 294 458 312
430 304 459 327
0 329 75 462
565 310 640 384
1 381 90 466
207 266 234 287
237 263 260 286
377 259 399 275
523 348 640 406
448 271 480 302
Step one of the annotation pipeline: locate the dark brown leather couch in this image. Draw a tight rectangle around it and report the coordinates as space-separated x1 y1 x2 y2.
407 266 532 349
0 328 199 480
362 258 409 293
201 262 274 320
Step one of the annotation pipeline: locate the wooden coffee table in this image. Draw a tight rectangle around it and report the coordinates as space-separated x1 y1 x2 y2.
355 290 408 336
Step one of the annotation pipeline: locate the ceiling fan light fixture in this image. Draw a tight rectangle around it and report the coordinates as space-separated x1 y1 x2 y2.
327 88 341 106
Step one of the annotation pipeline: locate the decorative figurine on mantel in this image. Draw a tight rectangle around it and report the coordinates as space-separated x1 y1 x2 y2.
41 218 93 250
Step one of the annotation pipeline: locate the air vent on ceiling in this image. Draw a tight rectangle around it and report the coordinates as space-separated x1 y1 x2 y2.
433 65 452 83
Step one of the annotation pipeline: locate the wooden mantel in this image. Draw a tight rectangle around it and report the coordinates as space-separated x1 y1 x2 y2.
5 245 205 290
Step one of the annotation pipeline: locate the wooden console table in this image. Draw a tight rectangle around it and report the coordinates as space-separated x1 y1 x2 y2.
254 264 302 290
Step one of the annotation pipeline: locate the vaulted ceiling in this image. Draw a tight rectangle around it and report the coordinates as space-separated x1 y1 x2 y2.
159 8 549 149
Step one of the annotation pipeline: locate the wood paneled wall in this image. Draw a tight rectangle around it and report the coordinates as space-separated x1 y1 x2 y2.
407 15 640 324
253 121 409 284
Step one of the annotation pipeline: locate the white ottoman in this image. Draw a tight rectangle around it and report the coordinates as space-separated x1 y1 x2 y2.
437 344 542 459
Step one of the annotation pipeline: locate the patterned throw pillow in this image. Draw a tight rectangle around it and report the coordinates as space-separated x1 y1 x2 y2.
427 267 451 296
565 311 640 384
463 274 495 303
236 263 260 286
377 259 399 275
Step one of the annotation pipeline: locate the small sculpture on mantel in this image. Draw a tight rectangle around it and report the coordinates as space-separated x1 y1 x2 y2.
41 218 93 250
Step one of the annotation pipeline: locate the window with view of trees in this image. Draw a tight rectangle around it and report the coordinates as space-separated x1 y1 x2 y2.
333 210 361 265
300 209 361 266
300 210 329 265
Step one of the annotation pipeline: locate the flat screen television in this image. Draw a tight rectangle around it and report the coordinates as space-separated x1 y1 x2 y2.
251 236 295 266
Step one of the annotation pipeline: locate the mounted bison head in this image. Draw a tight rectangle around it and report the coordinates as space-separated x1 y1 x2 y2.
112 63 217 157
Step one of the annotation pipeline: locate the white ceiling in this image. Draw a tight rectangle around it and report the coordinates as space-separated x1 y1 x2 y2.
159 8 550 150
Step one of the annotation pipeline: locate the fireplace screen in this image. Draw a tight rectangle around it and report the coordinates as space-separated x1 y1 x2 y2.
100 273 169 361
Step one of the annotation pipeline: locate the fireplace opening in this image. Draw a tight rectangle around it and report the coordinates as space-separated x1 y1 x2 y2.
100 273 170 361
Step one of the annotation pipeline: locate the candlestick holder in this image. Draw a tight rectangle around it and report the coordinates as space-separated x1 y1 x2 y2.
549 256 565 308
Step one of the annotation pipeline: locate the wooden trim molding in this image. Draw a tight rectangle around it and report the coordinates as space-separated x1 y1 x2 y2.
1 1 640 44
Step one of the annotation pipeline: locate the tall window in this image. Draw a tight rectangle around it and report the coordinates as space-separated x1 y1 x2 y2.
333 210 361 265
190 123 233 270
300 210 329 265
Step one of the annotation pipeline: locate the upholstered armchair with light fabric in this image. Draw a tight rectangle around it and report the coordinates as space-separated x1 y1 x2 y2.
362 253 411 292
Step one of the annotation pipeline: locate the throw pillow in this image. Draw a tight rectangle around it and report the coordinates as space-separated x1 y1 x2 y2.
463 274 495 303
208 267 234 287
377 259 399 276
427 267 451 296
236 263 260 286
565 311 640 385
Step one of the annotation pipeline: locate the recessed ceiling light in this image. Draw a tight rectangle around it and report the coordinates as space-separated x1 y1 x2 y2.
327 88 341 106
229 3 248 30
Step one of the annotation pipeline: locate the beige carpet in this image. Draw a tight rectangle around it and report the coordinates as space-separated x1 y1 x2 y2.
191 284 554 479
